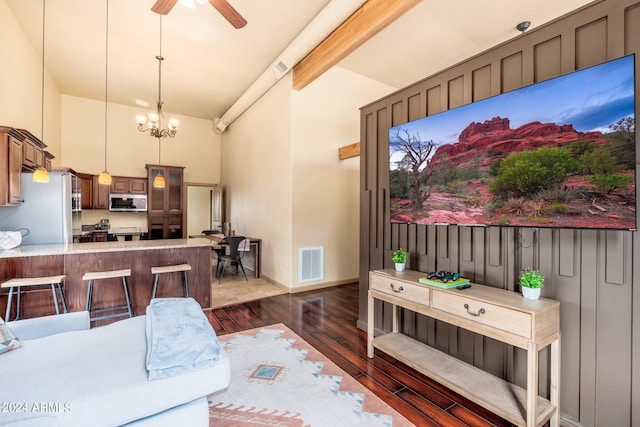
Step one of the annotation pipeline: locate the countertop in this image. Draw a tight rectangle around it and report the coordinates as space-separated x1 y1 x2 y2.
0 237 213 258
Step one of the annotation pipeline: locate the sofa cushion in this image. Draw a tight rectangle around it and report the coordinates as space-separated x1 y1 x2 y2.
0 315 230 426
0 317 22 354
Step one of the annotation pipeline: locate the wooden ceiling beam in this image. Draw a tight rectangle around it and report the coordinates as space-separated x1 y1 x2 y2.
292 0 421 91
339 142 360 160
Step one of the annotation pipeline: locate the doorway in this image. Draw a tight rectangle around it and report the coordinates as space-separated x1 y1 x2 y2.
185 184 223 236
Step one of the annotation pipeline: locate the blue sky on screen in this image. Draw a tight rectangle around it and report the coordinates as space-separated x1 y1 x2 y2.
389 55 635 163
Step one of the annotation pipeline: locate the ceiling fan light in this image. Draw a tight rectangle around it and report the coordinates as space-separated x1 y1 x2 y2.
32 168 49 183
98 170 112 185
179 0 196 9
153 174 165 188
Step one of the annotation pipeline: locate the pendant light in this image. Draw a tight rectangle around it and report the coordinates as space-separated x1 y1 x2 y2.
98 0 112 185
153 139 165 188
33 0 49 183
150 15 167 189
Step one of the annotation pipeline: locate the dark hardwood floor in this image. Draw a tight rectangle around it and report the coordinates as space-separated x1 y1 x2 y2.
205 282 514 427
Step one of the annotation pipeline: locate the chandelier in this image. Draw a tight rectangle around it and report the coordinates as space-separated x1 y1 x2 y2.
136 16 179 140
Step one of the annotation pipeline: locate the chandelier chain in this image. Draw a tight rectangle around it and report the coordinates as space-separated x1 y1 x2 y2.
136 14 178 140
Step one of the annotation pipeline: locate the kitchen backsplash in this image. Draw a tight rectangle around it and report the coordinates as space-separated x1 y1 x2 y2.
82 210 147 232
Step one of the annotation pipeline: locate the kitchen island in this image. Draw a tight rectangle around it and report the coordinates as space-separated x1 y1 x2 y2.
0 238 213 323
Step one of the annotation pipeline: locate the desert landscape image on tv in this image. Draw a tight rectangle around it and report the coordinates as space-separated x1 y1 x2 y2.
389 55 636 230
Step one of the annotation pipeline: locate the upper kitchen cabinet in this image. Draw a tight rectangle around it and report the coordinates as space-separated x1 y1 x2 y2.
76 173 94 210
146 165 184 239
0 126 24 206
111 176 147 194
18 129 46 170
76 172 109 209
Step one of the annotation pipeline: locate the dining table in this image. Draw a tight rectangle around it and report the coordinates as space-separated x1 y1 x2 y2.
191 234 262 278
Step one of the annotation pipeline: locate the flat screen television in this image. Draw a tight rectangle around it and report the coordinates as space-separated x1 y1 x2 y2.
389 54 636 231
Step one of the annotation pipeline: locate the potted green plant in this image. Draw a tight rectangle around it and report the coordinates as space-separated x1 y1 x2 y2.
519 268 544 299
392 248 407 272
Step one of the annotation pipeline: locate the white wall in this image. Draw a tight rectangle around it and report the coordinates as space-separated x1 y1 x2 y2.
221 76 293 287
222 67 394 289
0 0 61 160
61 95 221 183
290 67 394 288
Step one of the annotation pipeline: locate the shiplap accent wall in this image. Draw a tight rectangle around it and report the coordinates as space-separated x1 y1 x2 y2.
358 1 639 425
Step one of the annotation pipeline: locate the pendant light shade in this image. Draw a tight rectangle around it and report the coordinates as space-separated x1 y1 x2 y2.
98 171 112 185
153 174 165 188
33 168 50 183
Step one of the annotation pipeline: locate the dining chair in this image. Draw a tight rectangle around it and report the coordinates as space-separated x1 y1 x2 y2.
216 236 250 283
202 230 224 280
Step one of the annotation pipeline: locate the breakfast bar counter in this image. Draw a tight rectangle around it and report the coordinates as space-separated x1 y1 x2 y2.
0 238 214 323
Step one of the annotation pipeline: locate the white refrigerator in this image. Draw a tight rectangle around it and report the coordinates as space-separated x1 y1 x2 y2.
0 172 81 245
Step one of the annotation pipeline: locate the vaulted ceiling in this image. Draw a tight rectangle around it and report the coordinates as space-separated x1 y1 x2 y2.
5 0 595 123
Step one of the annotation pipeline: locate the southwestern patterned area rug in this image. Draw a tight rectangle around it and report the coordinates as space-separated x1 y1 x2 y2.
208 324 413 427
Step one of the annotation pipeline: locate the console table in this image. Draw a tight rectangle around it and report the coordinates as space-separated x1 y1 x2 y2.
367 269 560 427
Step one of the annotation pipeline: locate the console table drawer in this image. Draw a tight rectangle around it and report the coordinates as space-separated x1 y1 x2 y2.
432 291 531 338
370 274 430 304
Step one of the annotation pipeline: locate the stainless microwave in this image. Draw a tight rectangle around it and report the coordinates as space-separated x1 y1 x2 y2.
109 194 147 212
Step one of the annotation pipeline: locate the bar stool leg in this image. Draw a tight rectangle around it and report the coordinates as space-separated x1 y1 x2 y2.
57 282 68 313
122 277 134 318
15 286 21 321
5 287 14 320
152 274 160 299
86 279 94 313
50 283 60 315
183 270 189 298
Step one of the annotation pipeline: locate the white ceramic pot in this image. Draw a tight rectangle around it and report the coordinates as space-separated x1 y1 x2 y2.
395 263 405 272
522 287 541 300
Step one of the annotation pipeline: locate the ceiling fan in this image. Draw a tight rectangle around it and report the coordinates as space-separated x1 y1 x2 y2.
151 0 247 29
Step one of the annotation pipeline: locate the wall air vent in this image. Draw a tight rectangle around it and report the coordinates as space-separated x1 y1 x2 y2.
272 60 290 79
299 247 323 283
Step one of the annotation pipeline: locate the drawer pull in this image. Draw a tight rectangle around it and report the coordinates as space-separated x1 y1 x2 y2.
389 283 404 293
464 303 486 317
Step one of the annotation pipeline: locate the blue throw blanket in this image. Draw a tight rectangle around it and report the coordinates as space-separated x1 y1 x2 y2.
145 297 222 381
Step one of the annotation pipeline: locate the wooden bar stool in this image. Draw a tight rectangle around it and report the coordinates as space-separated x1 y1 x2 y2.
151 263 191 299
2 275 67 321
82 269 133 322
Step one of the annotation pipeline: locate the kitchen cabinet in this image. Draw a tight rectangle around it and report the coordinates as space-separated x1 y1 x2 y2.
76 173 94 210
146 165 184 239
78 173 148 210
44 151 54 172
0 126 24 206
76 172 109 209
18 129 45 170
93 175 110 209
111 176 147 194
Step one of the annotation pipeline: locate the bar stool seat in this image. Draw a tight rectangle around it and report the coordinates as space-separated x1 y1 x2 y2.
82 268 133 322
2 275 67 321
151 263 191 299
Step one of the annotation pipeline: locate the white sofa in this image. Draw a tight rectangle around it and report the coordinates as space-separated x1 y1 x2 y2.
0 310 230 426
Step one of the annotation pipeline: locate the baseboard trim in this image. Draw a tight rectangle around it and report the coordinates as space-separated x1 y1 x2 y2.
260 274 290 292
290 278 359 293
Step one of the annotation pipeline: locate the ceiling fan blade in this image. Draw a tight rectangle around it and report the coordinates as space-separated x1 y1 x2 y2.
209 0 247 29
151 0 179 15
